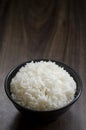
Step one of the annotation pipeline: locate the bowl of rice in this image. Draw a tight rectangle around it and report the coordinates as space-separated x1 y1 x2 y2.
4 59 82 123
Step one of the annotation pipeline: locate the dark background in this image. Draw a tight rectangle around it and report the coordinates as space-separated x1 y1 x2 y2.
0 0 86 129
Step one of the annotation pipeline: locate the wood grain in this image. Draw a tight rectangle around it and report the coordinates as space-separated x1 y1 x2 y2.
0 0 86 130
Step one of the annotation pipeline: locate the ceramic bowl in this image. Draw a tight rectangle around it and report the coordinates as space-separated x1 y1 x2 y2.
4 59 83 123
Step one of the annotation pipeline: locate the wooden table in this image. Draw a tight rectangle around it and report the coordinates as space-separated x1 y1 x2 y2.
0 0 85 129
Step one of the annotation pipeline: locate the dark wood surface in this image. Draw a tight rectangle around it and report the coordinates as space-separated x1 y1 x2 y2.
0 0 86 129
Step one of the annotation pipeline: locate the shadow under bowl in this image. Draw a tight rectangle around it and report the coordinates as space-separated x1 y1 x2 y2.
4 59 83 123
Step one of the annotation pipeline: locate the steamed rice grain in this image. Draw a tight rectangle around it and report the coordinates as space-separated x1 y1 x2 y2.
10 61 76 110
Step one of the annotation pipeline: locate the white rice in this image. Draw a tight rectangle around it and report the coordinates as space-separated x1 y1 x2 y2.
10 61 76 111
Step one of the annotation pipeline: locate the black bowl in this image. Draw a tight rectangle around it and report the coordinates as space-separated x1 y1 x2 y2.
4 59 83 123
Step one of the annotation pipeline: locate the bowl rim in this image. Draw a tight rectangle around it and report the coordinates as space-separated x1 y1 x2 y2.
4 59 83 113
